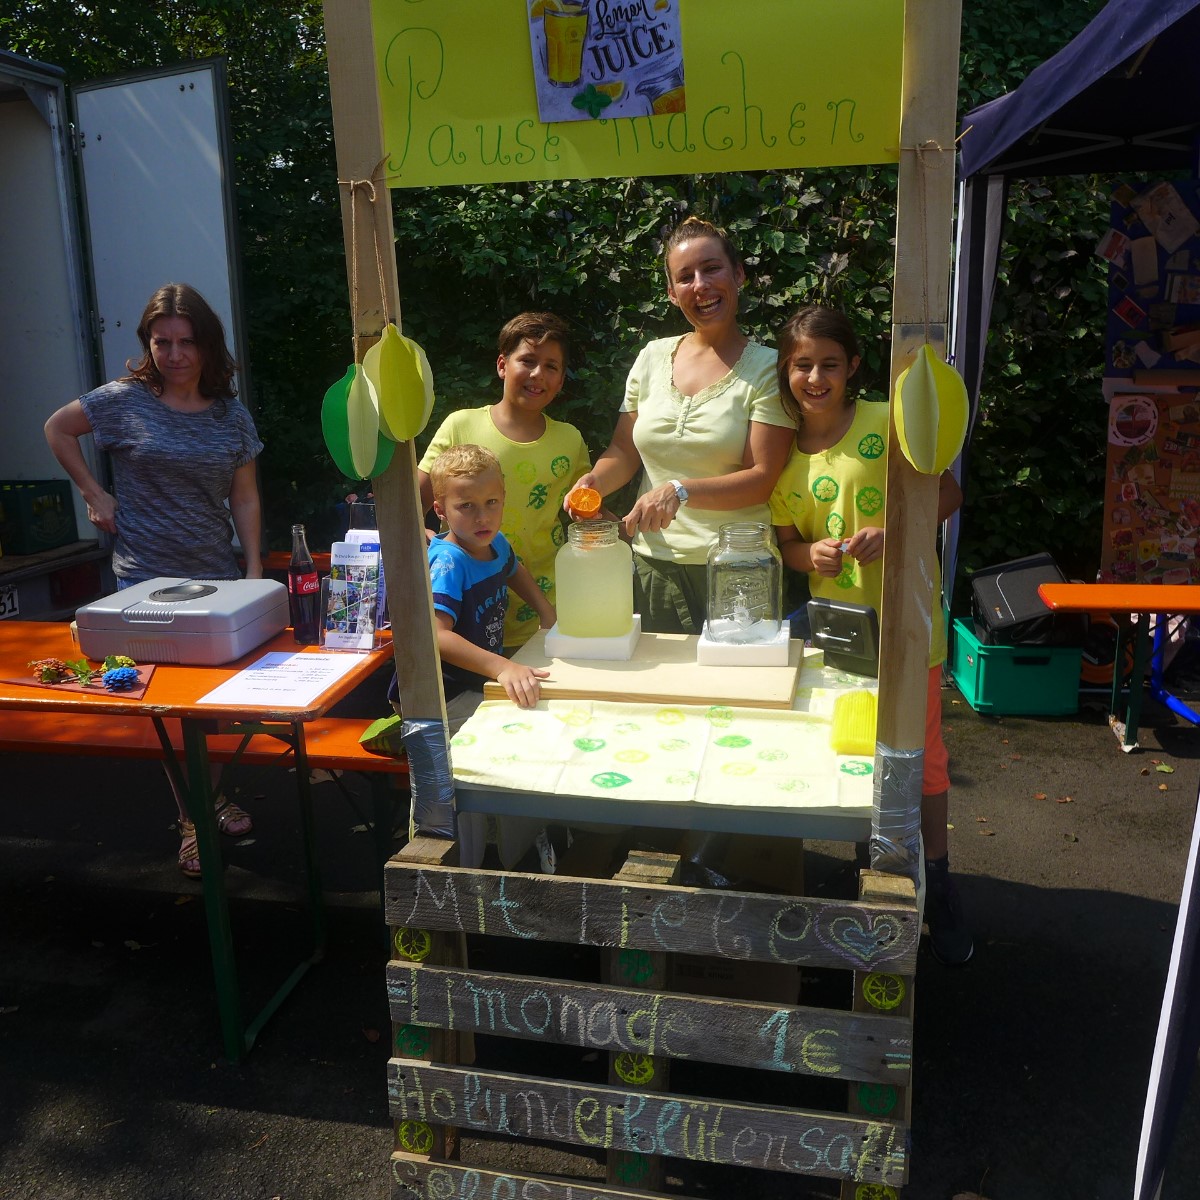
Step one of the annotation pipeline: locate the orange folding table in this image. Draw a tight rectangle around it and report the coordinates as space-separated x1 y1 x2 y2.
1037 583 1200 750
0 620 393 1060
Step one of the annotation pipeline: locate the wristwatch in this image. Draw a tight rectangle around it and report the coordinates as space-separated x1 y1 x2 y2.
668 479 689 506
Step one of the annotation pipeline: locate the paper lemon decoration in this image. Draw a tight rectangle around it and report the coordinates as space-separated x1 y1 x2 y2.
321 363 395 481
892 344 969 475
362 323 435 442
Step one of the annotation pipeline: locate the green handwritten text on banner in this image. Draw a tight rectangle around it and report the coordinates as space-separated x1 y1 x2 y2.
372 0 903 188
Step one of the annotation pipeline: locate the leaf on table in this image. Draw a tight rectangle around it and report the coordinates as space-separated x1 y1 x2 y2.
1056 796 1074 804
1064 833 1079 842
1155 763 1175 774
1033 792 1047 800
1159 783 1169 792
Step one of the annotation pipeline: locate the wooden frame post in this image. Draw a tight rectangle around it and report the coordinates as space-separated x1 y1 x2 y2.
875 0 963 862
323 0 445 722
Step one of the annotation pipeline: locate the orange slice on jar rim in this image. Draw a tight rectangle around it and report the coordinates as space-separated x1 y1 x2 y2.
567 486 601 518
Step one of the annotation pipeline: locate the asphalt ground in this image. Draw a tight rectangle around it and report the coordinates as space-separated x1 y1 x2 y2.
1 673 1199 1200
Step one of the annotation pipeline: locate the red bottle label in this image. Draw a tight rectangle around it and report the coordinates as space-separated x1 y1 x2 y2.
289 571 319 595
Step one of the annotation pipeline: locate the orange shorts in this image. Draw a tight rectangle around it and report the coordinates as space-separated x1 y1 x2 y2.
924 664 950 795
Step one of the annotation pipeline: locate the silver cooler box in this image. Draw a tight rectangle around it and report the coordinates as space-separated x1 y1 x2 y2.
76 578 290 665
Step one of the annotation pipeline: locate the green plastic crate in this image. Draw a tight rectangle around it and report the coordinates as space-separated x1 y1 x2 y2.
950 618 1081 716
0 479 78 556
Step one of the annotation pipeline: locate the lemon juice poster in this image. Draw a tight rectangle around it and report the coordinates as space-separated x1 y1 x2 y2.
529 0 684 124
371 0 902 187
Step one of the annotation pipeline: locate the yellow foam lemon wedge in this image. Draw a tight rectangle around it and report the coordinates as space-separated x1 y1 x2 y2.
892 343 969 475
830 689 878 757
347 362 383 479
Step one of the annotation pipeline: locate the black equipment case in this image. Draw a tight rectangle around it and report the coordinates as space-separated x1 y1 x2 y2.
969 553 1087 647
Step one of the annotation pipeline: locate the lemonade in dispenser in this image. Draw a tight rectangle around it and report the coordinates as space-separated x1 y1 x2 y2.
554 517 634 639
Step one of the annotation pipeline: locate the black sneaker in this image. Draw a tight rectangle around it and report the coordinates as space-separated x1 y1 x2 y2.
925 869 974 965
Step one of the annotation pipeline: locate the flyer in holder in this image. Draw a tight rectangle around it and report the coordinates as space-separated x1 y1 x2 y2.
322 540 382 651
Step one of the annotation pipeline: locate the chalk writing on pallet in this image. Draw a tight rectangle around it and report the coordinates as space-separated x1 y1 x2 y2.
387 1061 906 1184
391 1154 706 1200
384 866 917 973
386 963 912 1085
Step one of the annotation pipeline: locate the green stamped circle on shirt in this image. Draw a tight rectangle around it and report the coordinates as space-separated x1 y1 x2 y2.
592 771 632 789
835 563 856 589
715 734 751 748
858 432 885 459
551 454 571 478
551 523 566 547
537 575 552 594
826 513 846 539
812 475 840 503
514 461 537 485
856 485 884 516
527 482 549 509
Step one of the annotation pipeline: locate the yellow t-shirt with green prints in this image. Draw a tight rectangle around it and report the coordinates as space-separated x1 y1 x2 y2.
768 400 946 667
419 406 590 647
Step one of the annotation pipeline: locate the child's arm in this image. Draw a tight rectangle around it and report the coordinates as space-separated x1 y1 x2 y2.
509 561 557 629
435 612 549 708
776 524 845 579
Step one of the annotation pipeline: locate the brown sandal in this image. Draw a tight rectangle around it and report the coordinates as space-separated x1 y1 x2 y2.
178 821 201 877
214 798 253 837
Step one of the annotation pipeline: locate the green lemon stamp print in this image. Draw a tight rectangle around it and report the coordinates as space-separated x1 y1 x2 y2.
840 759 873 776
856 485 884 516
812 475 839 503
659 738 690 752
715 734 751 748
826 512 846 539
758 748 788 761
516 604 535 623
615 722 641 735
705 705 734 727
656 708 686 725
537 575 552 594
394 1024 432 1057
835 562 856 589
551 454 571 478
397 1120 434 1155
551 523 566 547
527 482 549 509
591 771 631 789
573 737 606 752
450 733 476 747
854 1185 898 1200
858 432 885 459
393 927 432 962
856 1082 898 1117
514 461 537 485
555 709 592 727
776 777 809 792
614 1052 656 1085
666 771 699 785
502 721 533 734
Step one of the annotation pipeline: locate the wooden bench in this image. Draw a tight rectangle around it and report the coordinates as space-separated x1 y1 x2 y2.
0 710 409 893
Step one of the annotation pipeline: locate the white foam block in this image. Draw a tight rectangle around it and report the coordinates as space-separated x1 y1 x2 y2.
544 614 642 661
696 622 791 666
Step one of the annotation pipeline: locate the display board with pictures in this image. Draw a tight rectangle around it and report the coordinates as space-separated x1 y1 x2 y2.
1098 181 1200 585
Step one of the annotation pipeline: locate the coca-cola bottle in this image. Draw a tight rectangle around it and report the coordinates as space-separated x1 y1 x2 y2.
287 523 320 645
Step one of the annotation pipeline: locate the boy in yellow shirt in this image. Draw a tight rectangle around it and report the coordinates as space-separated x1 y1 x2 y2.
418 312 590 649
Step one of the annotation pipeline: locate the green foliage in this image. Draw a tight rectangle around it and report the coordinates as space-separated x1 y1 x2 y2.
1 0 1126 594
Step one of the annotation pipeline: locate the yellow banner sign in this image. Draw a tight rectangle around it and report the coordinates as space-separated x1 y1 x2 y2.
373 0 903 188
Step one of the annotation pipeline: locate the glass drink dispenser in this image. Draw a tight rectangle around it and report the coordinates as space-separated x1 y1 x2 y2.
705 521 783 644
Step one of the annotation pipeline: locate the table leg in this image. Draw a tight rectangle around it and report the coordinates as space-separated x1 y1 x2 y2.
1123 617 1153 751
179 718 246 1062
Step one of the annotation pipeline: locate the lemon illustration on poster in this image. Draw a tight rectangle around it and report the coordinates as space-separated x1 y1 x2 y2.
528 0 685 124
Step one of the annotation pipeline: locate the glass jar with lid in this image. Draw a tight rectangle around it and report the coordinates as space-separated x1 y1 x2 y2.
705 521 783 643
554 519 634 638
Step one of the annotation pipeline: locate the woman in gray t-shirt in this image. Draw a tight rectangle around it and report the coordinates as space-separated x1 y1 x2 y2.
45 283 263 877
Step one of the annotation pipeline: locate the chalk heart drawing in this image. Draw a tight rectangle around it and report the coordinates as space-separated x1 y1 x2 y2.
819 912 906 965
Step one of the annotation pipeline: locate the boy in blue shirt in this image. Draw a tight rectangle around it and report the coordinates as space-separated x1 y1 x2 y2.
428 443 555 731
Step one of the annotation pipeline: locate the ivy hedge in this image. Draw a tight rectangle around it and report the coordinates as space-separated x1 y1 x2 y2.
2 0 1114 595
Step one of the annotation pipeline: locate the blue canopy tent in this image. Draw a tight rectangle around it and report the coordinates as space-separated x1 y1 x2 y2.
950 5 1200 1197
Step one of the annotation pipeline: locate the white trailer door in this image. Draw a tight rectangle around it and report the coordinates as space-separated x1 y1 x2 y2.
74 59 248 395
